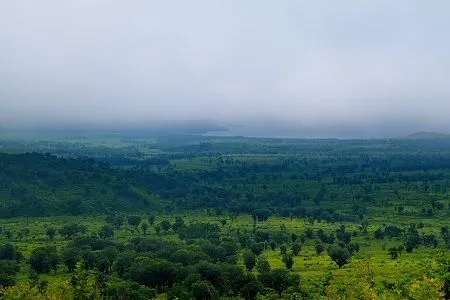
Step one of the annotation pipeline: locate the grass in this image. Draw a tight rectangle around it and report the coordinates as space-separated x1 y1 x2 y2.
1 211 447 290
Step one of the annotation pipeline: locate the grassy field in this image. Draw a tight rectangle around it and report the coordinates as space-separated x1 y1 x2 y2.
1 211 447 290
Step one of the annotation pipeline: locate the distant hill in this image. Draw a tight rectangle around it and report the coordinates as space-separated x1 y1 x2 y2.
0 152 163 217
400 131 450 140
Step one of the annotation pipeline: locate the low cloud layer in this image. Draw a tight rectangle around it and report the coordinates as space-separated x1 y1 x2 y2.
1 1 450 137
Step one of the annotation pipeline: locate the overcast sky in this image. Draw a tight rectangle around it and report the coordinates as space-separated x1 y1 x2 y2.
1 1 450 137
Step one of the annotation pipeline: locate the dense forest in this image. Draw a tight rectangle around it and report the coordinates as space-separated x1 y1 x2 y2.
0 135 450 299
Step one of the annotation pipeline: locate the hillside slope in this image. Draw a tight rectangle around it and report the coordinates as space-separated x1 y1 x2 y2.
0 152 161 217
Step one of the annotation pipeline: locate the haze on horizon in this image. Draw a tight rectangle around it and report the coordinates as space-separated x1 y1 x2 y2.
1 1 450 138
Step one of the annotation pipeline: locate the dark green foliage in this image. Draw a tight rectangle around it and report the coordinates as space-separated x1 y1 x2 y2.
17 228 30 240
106 279 150 300
127 257 179 291
170 248 210 266
384 225 403 238
347 243 360 255
178 222 221 240
304 228 315 239
388 246 404 259
160 220 171 232
315 241 324 255
140 222 149 235
404 224 421 253
199 241 228 263
269 241 277 251
172 216 185 232
113 251 136 277
58 223 87 240
45 227 57 240
99 224 114 239
374 227 385 239
336 225 351 244
62 247 81 272
148 214 156 226
282 253 294 269
422 234 438 248
258 268 300 296
192 280 219 300
0 243 22 261
317 229 335 244
0 260 20 287
327 245 351 268
240 279 263 300
292 242 301 256
441 227 450 248
29 246 59 273
252 209 272 222
256 257 271 274
249 243 264 256
127 216 142 229
243 251 256 271
106 215 124 229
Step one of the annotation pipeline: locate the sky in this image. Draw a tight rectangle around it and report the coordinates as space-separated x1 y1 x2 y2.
1 1 450 137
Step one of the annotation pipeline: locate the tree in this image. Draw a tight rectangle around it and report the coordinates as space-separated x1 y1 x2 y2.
280 244 287 255
373 228 385 239
99 225 114 239
18 228 30 240
270 241 277 251
62 247 81 272
250 243 263 256
327 245 351 268
127 216 142 231
140 222 149 235
148 214 156 226
0 243 22 261
404 225 421 253
422 234 438 248
256 257 271 274
46 227 57 241
155 225 161 235
292 243 301 256
192 280 219 300
160 220 171 232
243 251 256 271
58 224 86 240
336 225 351 244
106 215 124 229
106 278 150 300
0 260 20 287
282 253 294 269
112 251 135 278
66 197 84 215
241 279 263 300
252 208 272 222
29 246 59 273
315 242 324 256
127 257 178 291
259 268 300 296
172 216 185 232
291 233 298 243
70 262 101 299
388 247 400 259
347 243 360 255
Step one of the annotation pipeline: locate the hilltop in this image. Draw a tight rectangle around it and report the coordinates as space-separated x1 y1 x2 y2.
401 131 450 139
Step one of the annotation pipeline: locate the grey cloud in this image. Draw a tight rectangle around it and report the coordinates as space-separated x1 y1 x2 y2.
1 0 450 137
